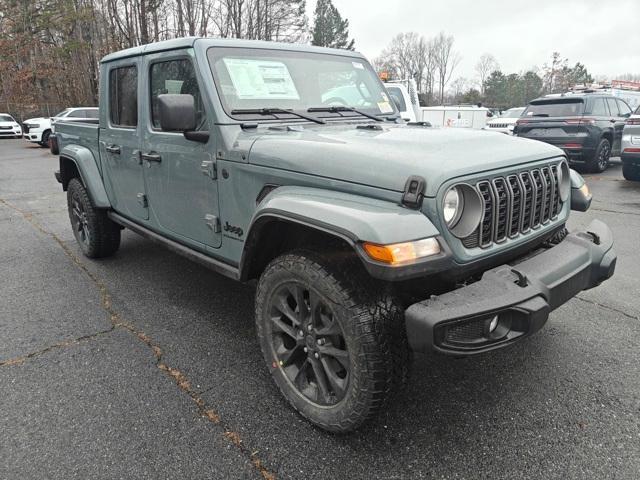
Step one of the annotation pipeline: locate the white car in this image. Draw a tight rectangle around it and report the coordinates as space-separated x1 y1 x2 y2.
0 113 22 138
484 107 526 134
23 107 98 146
384 80 421 123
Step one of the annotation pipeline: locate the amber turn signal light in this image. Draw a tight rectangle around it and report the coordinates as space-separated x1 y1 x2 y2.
363 238 440 265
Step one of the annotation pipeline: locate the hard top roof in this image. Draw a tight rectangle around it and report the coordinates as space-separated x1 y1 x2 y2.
101 37 365 64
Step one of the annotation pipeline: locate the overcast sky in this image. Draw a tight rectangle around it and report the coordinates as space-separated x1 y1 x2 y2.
306 0 640 83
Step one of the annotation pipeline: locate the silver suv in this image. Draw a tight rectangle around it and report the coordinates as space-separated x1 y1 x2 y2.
622 105 640 181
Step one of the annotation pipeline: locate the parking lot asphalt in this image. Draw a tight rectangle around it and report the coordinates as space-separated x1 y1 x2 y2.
1 138 639 479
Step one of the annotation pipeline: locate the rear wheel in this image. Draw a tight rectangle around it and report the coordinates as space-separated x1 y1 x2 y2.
255 250 409 433
67 178 121 258
623 162 640 181
587 138 611 173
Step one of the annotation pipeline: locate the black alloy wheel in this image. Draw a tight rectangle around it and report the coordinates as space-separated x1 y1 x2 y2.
267 281 350 406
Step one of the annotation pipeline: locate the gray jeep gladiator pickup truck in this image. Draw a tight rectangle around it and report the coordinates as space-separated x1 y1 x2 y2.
54 37 616 432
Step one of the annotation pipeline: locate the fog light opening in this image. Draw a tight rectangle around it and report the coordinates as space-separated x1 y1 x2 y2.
488 315 499 333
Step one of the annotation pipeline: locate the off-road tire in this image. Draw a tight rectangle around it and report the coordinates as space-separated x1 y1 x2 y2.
255 250 410 433
40 130 51 148
622 163 640 181
67 178 121 258
587 138 611 173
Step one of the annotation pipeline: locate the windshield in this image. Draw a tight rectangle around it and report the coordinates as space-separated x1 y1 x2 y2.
386 86 407 112
500 107 524 118
207 47 397 121
0 115 15 122
524 99 584 117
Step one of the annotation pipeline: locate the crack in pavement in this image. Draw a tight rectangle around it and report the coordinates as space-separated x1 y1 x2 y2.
590 206 640 217
0 198 276 480
575 295 639 321
0 326 117 367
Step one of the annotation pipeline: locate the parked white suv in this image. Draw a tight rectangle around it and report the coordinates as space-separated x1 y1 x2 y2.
484 107 525 134
0 114 22 138
23 107 98 146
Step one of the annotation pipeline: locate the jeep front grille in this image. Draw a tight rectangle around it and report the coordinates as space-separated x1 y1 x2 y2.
462 164 563 249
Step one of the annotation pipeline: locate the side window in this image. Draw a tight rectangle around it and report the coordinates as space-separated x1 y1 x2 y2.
150 59 205 130
617 99 632 118
109 66 138 127
85 109 99 119
71 110 86 118
590 98 608 116
606 98 619 117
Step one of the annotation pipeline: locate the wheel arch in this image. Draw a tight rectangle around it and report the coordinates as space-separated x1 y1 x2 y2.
238 186 440 282
59 146 111 208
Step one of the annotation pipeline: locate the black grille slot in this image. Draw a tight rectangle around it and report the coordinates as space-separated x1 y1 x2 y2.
551 165 561 217
541 167 553 223
477 181 494 247
463 162 566 249
444 318 486 344
492 178 509 242
531 169 544 227
506 175 522 237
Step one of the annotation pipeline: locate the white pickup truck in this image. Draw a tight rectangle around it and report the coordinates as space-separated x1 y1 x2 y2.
23 107 98 146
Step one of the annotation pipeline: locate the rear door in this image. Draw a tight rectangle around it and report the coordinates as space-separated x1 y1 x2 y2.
140 51 221 248
606 98 627 155
100 58 148 220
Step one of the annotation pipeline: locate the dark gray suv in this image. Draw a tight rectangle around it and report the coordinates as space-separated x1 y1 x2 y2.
514 93 633 173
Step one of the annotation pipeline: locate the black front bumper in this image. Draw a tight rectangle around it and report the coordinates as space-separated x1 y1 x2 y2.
405 220 616 356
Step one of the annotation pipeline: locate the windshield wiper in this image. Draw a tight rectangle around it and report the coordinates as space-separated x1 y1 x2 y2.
307 106 383 122
230 108 325 124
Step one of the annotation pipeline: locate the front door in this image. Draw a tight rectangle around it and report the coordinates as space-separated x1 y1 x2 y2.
100 58 148 220
606 97 626 155
141 52 221 248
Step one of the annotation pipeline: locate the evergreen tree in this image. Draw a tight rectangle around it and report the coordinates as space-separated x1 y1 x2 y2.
311 0 355 50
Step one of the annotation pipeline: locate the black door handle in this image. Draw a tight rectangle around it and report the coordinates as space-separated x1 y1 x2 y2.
141 152 162 163
105 144 121 154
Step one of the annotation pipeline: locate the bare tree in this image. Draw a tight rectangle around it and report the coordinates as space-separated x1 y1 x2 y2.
432 32 461 104
475 53 499 95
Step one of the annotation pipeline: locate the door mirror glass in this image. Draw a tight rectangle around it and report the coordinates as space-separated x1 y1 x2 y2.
158 94 197 132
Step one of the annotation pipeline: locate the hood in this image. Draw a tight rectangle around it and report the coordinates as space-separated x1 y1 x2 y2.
247 123 562 197
24 117 51 124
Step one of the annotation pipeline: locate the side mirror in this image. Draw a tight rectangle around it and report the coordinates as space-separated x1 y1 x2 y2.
158 94 196 132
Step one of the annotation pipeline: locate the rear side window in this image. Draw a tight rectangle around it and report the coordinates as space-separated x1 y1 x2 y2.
150 59 205 129
386 87 407 112
617 99 632 117
589 98 608 116
110 66 138 127
69 110 85 118
85 109 99 119
606 98 619 117
524 99 584 117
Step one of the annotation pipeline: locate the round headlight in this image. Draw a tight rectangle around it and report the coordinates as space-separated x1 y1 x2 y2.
443 187 463 227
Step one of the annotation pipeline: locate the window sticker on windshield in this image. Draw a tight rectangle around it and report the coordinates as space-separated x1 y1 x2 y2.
377 101 393 114
352 62 365 70
223 58 300 100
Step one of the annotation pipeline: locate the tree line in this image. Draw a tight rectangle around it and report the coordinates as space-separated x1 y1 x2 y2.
0 1 616 119
0 0 353 118
374 32 598 109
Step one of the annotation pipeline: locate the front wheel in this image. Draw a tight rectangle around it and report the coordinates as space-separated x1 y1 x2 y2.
67 178 121 258
40 130 51 148
587 138 611 173
255 250 409 433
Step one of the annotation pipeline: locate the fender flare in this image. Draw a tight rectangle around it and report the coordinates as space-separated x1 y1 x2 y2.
60 145 111 208
239 186 442 281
